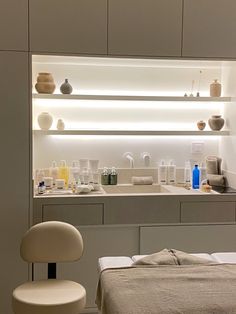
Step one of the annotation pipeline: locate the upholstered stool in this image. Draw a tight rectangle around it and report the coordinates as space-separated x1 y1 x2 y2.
12 221 86 314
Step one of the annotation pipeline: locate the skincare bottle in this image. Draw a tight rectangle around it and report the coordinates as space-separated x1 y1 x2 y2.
58 160 69 187
70 160 80 185
184 161 191 187
36 169 45 185
199 162 207 185
38 181 45 194
109 167 118 185
192 164 200 189
50 161 59 185
101 167 109 185
82 167 89 185
167 160 176 185
158 160 168 185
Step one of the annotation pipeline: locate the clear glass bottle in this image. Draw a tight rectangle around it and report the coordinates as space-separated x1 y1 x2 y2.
50 161 59 186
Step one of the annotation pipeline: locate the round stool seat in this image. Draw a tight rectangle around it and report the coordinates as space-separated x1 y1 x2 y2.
12 279 86 314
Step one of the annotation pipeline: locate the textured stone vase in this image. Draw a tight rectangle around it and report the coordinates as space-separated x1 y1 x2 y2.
60 79 73 94
208 115 225 131
35 72 56 94
37 112 53 130
210 79 221 97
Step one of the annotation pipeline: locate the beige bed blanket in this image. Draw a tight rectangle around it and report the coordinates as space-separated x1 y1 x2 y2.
96 263 236 314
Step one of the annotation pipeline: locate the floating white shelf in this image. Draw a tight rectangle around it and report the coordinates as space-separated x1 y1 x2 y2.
33 130 230 136
32 94 232 102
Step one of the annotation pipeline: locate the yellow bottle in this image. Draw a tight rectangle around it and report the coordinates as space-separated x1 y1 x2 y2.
58 160 69 187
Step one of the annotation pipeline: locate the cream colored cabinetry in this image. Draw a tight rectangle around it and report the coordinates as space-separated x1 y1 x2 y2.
140 224 236 254
0 52 29 314
108 0 182 57
104 196 180 224
29 0 107 54
181 201 236 223
183 0 236 58
43 204 104 225
0 0 28 51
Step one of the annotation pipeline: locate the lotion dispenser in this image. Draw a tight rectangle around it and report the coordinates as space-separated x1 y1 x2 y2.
158 160 168 185
167 160 176 185
184 161 191 187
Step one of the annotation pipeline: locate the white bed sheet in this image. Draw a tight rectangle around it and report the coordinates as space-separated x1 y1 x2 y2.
98 252 236 272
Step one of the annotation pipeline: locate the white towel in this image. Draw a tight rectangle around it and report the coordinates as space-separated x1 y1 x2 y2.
131 176 153 185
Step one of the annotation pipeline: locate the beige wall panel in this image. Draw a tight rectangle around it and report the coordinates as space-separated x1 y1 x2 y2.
140 224 236 254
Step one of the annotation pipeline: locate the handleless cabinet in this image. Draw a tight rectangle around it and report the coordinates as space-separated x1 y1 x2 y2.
108 0 183 57
0 51 29 314
183 0 236 58
29 0 107 54
0 0 28 51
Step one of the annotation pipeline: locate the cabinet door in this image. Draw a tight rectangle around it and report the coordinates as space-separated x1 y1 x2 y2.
0 0 28 51
181 201 236 223
104 196 180 224
183 0 236 58
43 204 103 225
140 224 236 254
108 0 182 57
29 0 107 54
0 52 29 314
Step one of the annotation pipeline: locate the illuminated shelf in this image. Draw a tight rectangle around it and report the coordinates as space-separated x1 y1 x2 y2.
33 130 230 136
32 94 232 102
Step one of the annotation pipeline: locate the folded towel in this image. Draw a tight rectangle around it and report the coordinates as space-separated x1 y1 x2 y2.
133 248 213 266
131 176 153 185
206 155 222 174
206 158 218 174
207 174 225 187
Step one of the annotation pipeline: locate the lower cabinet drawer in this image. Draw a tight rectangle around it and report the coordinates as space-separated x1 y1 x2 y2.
43 204 103 225
104 196 180 224
181 201 235 223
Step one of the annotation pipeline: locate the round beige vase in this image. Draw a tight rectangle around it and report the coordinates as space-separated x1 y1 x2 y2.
57 119 65 131
208 115 224 131
35 72 56 94
210 79 221 97
37 112 53 130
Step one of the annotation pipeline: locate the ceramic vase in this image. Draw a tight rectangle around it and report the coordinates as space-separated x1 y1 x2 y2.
208 115 225 131
57 119 65 131
210 79 221 97
35 72 56 94
197 120 206 131
60 79 73 94
37 112 53 130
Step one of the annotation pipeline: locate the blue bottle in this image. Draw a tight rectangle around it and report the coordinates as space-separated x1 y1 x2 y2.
192 165 200 189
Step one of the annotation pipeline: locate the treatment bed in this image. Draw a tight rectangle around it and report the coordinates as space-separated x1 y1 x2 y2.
96 251 236 314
